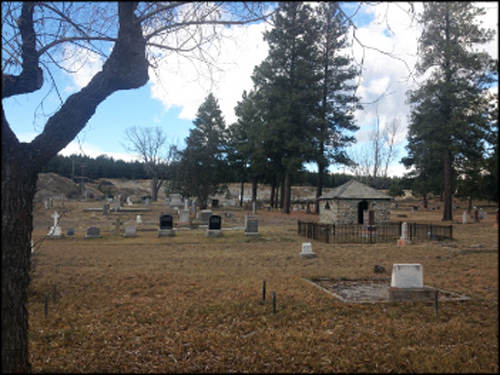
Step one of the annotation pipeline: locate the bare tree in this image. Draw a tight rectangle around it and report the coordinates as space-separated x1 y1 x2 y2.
348 107 402 186
122 126 177 201
2 3 275 372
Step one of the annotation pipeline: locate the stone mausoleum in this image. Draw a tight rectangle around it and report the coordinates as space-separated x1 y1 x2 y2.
318 180 392 224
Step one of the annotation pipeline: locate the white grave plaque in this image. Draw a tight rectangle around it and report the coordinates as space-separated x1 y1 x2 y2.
391 264 424 288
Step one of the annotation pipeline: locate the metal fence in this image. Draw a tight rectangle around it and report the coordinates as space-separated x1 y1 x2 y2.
297 220 453 244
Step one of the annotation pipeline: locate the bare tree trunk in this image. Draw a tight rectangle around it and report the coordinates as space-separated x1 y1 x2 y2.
251 178 258 203
442 149 453 221
2 143 38 373
282 169 291 214
316 160 325 214
239 181 244 207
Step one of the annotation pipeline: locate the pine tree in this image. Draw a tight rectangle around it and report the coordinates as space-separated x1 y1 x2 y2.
176 93 228 208
405 2 497 221
313 2 361 212
251 2 322 213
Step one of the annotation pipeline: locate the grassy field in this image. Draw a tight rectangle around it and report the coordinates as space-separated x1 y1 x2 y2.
28 199 498 373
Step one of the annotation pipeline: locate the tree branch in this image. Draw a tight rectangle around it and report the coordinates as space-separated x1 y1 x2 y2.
27 2 149 170
2 2 43 99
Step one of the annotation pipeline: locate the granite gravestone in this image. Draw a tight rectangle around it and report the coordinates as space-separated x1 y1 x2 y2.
206 215 222 237
245 215 259 236
124 226 137 238
158 214 175 237
85 226 100 239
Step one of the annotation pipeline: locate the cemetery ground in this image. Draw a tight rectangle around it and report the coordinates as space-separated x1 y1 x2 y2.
29 198 498 373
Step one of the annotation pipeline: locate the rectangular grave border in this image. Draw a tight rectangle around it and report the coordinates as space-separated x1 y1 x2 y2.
303 277 471 304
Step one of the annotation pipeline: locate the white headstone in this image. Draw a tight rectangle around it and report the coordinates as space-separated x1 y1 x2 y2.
462 211 467 224
124 226 137 237
127 196 133 206
136 214 142 224
300 242 317 258
398 222 411 246
391 264 424 288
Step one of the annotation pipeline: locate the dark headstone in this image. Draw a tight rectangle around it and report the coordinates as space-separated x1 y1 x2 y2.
67 227 75 236
85 226 100 238
212 199 219 208
209 215 222 230
159 214 173 230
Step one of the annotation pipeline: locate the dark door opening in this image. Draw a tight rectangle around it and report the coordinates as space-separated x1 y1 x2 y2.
358 200 368 224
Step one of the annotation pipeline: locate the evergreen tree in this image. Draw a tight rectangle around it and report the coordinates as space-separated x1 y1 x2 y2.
251 2 322 213
405 2 497 221
313 2 361 212
176 93 228 208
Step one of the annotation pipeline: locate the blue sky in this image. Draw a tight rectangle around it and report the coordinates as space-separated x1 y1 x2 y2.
3 2 498 177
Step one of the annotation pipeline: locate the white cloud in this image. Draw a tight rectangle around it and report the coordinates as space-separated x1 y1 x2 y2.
61 45 104 92
148 21 270 125
58 141 140 162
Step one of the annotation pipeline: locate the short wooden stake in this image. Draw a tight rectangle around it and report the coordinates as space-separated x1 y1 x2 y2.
272 292 276 314
52 284 57 306
434 290 438 315
44 293 49 318
262 280 266 303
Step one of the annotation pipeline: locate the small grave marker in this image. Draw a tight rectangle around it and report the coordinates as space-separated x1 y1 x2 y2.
67 227 75 236
124 226 137 238
300 242 317 258
397 222 411 246
85 226 101 239
389 263 434 301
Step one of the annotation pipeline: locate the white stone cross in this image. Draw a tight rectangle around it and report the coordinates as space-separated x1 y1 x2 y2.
52 211 60 227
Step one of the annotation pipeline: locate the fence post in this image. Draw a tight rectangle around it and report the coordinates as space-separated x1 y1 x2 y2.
449 225 453 239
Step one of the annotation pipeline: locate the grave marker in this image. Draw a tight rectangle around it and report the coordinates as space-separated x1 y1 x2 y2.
206 215 222 237
389 263 434 301
124 226 137 238
462 211 468 224
158 214 175 237
397 222 411 246
47 211 63 238
300 242 317 258
67 227 75 236
245 215 259 236
85 226 101 239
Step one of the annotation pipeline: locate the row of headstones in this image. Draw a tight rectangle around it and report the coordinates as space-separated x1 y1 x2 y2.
462 208 492 224
46 210 259 239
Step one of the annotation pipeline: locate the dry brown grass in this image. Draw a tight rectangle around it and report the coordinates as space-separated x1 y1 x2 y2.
28 198 498 373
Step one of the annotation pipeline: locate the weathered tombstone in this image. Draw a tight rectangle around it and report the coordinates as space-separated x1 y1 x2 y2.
200 210 212 227
158 214 175 237
178 210 190 227
136 214 142 225
300 242 317 258
245 215 259 236
47 211 63 239
85 226 101 239
164 197 170 205
103 202 109 216
124 226 138 238
184 199 190 211
169 194 183 210
191 199 197 214
145 197 150 206
113 197 119 212
127 196 133 206
206 215 222 237
389 263 433 301
462 211 468 224
397 222 411 246
66 227 75 236
478 209 488 220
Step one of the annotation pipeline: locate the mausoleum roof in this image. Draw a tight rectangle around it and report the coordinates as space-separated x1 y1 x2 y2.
319 180 392 200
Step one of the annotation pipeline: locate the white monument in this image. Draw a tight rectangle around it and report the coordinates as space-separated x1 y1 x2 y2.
300 242 317 258
47 211 62 238
136 214 142 225
389 263 434 301
397 222 411 246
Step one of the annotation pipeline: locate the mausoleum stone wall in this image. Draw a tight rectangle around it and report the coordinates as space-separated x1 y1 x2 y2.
319 199 391 224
